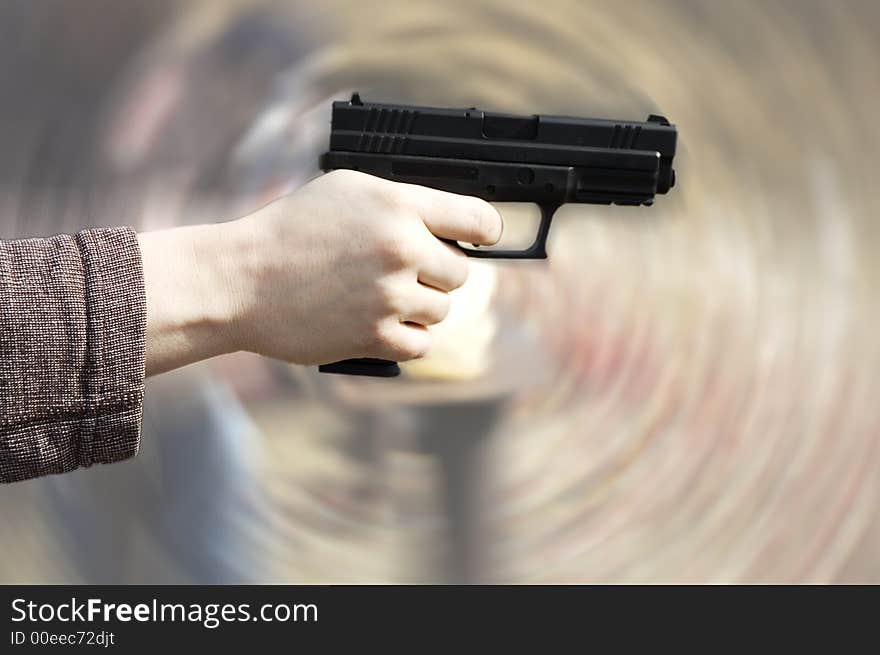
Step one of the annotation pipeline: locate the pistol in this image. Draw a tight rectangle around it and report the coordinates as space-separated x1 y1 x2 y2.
318 93 678 377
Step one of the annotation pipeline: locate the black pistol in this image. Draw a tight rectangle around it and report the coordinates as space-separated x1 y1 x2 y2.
318 93 678 378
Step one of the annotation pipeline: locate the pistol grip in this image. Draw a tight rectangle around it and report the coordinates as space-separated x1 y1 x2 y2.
318 358 402 377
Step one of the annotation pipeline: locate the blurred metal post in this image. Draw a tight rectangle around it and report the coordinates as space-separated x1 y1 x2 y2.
416 399 505 584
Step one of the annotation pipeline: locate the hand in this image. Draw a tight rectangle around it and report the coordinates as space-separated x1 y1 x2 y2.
139 170 503 375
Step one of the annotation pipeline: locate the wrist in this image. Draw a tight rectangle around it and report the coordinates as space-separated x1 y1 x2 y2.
212 217 259 353
139 221 253 375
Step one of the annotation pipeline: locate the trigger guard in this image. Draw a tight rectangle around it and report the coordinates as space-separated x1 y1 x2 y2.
442 204 559 260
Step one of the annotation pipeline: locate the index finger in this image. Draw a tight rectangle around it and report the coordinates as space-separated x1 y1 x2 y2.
401 184 503 246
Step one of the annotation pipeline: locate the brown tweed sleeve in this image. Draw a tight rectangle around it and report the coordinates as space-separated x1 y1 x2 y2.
0 227 147 483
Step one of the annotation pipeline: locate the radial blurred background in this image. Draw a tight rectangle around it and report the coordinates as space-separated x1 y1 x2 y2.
1 0 878 583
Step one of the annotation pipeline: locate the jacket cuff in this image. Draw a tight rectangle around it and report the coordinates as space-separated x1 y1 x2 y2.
0 227 146 483
74 227 147 468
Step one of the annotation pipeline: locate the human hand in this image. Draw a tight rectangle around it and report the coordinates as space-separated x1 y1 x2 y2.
140 170 503 374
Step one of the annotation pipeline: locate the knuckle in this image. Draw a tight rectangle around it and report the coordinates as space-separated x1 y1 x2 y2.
433 252 468 291
381 325 414 359
374 233 411 270
372 179 407 211
441 292 453 315
326 168 362 185
373 277 402 314
325 168 348 181
398 337 430 361
363 321 432 361
432 294 452 322
451 256 469 288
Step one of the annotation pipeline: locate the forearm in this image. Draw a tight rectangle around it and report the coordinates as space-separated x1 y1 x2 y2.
138 222 250 377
